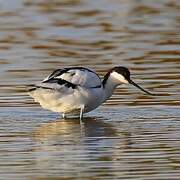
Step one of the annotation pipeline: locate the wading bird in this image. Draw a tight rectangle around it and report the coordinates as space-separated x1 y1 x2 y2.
28 66 154 120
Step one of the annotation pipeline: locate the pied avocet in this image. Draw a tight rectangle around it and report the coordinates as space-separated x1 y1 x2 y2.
28 66 154 120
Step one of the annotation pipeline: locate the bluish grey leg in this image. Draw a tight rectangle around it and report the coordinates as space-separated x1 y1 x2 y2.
80 107 84 123
62 113 66 119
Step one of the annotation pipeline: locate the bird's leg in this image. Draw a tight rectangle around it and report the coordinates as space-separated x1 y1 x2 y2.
79 106 84 124
62 113 66 119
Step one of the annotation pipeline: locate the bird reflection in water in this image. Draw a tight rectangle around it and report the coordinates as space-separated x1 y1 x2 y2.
34 117 117 143
32 117 134 177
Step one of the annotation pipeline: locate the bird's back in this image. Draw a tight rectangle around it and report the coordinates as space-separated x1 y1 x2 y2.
42 67 102 88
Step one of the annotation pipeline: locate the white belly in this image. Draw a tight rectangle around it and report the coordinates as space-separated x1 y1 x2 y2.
29 87 104 114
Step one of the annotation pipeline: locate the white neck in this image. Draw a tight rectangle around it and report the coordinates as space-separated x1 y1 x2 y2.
102 73 123 102
102 71 129 102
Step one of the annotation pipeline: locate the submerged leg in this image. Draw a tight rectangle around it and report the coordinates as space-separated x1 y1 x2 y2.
80 106 84 123
62 113 66 119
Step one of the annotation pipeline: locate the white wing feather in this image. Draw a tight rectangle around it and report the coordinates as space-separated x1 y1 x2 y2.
43 67 102 88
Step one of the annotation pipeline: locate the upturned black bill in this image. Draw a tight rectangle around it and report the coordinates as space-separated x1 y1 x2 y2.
129 79 155 96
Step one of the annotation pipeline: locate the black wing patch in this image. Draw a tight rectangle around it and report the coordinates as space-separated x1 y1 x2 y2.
57 78 77 89
46 67 98 80
29 86 54 91
43 78 77 89
47 69 63 80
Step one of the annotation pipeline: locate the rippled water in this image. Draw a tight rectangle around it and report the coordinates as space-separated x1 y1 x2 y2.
0 0 179 179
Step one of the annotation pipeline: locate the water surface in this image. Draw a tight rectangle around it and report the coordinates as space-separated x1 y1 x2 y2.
0 0 179 179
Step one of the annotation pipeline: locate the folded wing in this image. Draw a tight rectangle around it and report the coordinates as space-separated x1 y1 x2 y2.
29 67 102 92
42 67 102 89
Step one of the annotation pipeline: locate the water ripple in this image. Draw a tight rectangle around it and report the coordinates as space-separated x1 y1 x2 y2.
0 0 179 179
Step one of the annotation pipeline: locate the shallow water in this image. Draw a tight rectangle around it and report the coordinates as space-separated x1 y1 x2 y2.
0 0 179 179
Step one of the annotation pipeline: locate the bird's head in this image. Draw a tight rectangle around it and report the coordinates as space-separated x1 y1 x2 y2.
108 66 154 95
110 66 130 84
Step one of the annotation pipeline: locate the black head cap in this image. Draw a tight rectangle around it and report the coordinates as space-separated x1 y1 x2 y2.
112 66 131 81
